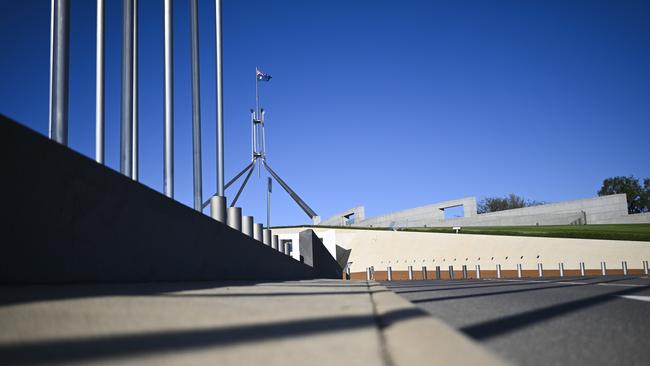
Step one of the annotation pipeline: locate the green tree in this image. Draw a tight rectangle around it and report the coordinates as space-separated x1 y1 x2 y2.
597 176 649 214
477 194 543 214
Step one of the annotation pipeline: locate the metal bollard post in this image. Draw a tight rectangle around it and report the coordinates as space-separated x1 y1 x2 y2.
538 263 544 278
644 260 649 275
496 264 502 279
272 235 279 251
408 265 413 280
475 264 481 279
371 266 375 280
253 223 263 242
517 264 522 278
462 265 468 279
387 266 393 281
226 207 242 231
449 265 454 280
580 262 586 276
263 229 272 246
209 196 227 223
622 261 628 276
242 216 254 237
366 267 371 281
601 261 607 276
435 266 441 280
422 266 428 280
559 263 564 277
346 266 351 280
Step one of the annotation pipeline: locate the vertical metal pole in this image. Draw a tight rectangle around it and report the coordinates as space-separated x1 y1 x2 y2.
253 223 263 242
250 110 255 158
475 264 481 279
190 0 202 210
95 0 104 163
132 0 139 180
263 229 272 246
242 216 253 237
272 235 279 250
517 264 522 278
50 0 70 145
580 262 586 277
215 0 225 197
559 263 565 277
644 260 649 275
387 266 392 281
435 266 441 280
163 0 174 197
226 207 242 231
538 263 544 277
622 261 628 276
462 265 468 279
121 0 134 177
366 268 371 281
408 266 413 280
496 264 502 279
422 266 427 280
267 177 272 228
601 261 607 276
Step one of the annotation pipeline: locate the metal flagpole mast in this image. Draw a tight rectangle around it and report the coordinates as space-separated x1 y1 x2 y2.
190 0 203 211
95 0 104 163
50 0 70 145
132 0 139 180
267 177 272 228
121 0 134 177
215 0 225 198
163 0 174 197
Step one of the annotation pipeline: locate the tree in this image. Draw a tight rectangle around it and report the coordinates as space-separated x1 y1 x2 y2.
598 176 649 214
477 194 544 214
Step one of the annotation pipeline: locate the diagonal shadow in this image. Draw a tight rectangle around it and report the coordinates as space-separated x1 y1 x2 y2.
461 286 648 340
0 308 424 365
389 281 554 294
156 289 389 298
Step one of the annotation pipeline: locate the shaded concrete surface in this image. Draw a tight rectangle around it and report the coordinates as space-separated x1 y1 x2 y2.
384 276 650 366
0 280 505 365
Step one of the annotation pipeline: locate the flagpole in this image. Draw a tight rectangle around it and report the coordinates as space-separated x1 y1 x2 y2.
255 69 259 119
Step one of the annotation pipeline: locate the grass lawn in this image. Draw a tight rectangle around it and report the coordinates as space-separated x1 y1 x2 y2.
274 224 650 242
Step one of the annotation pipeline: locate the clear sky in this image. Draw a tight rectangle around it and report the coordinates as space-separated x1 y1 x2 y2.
1 0 649 226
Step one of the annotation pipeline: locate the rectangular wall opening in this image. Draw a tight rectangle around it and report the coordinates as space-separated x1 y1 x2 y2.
443 205 464 220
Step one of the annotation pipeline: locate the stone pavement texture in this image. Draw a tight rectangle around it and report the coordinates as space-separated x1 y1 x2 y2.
0 280 505 366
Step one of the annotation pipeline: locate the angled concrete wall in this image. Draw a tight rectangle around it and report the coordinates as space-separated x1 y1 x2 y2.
320 206 365 226
356 197 477 227
0 116 318 284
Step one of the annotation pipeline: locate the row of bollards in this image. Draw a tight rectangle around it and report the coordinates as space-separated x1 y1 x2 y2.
368 260 650 281
210 199 292 257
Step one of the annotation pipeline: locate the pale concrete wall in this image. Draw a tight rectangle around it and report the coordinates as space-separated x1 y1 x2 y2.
599 212 650 224
272 227 650 273
357 197 477 227
320 206 365 226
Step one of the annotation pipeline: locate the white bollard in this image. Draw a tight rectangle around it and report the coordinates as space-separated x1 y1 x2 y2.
496 264 502 279
263 229 272 246
408 265 413 280
644 260 649 275
387 266 393 281
475 264 481 279
559 263 565 277
580 262 586 277
226 207 242 231
517 264 522 278
209 195 227 223
422 266 428 280
622 261 628 276
366 268 371 281
462 265 468 279
538 263 544 278
435 266 441 280
253 223 263 242
242 216 254 237
449 265 455 280
272 235 279 251
601 261 607 276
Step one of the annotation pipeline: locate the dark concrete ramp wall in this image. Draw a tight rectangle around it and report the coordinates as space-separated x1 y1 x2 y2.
0 116 316 284
299 230 342 279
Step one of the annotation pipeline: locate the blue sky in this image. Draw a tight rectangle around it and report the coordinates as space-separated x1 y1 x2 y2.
1 0 649 226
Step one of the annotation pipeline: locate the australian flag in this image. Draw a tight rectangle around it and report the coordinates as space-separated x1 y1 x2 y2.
256 68 272 81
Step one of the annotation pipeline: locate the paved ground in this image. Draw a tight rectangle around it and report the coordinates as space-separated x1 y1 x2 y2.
0 280 503 366
383 276 650 366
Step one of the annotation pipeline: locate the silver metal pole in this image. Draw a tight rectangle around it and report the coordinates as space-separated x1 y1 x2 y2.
475 264 481 279
462 264 468 279
250 110 255 158
95 0 104 163
449 265 454 280
132 0 139 180
366 268 371 281
517 263 522 278
622 261 628 276
215 0 224 196
230 164 255 207
267 177 271 228
408 265 413 280
601 261 607 276
538 263 544 277
263 161 319 219
435 266 441 280
226 207 242 231
190 0 202 210
387 266 392 281
422 266 427 280
50 0 70 145
242 216 253 237
496 264 502 279
163 0 174 197
559 263 565 277
580 262 586 276
121 0 134 177
644 260 649 275
272 234 279 250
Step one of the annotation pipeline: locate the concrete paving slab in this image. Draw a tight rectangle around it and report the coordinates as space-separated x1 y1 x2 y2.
0 280 505 366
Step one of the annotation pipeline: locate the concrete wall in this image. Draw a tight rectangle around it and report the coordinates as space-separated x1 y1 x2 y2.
599 212 650 224
272 227 650 273
320 206 365 226
356 197 477 227
0 116 318 284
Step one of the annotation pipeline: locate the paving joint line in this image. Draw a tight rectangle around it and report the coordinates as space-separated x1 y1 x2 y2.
367 281 396 366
